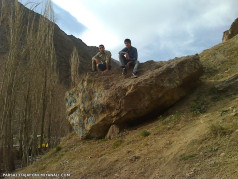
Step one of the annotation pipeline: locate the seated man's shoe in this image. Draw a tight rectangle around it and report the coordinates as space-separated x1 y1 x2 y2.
131 72 138 78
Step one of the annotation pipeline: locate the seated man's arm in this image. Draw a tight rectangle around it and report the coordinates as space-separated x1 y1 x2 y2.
131 48 138 61
119 48 127 54
119 48 130 60
104 51 111 72
92 52 101 63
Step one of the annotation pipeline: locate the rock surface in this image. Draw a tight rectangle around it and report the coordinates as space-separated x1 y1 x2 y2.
106 125 120 139
65 55 203 139
215 74 238 93
223 18 238 42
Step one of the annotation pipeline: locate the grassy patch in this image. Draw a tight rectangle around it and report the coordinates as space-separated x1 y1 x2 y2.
38 164 47 171
101 138 108 142
140 130 150 137
208 146 218 152
211 95 223 102
189 139 197 145
190 100 208 114
158 115 166 121
112 140 123 149
171 111 181 121
209 124 233 137
220 109 229 116
55 145 62 152
162 112 181 125
179 154 197 161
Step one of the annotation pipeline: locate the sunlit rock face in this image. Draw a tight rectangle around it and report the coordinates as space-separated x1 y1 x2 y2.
65 55 203 139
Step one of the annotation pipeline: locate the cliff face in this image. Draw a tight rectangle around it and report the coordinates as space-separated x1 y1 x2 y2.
0 0 118 87
222 18 238 42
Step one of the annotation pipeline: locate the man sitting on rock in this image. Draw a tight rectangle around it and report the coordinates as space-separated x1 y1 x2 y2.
119 39 139 78
92 44 112 72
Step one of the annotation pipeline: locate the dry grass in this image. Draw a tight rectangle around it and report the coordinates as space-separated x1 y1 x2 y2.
20 85 238 178
200 34 238 81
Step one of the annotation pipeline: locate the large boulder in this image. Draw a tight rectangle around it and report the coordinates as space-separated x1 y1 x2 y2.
223 18 238 42
65 55 203 139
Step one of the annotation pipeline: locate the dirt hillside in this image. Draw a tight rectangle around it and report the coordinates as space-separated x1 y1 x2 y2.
19 34 238 178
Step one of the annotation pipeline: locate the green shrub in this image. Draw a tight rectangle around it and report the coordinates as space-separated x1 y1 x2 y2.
101 138 108 142
208 146 218 152
158 115 165 121
211 95 223 102
190 100 208 114
161 112 181 125
112 140 123 149
55 145 62 152
140 130 150 137
180 154 197 161
220 109 229 116
171 111 181 121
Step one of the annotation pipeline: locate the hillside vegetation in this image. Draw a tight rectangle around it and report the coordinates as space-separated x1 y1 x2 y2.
20 35 238 178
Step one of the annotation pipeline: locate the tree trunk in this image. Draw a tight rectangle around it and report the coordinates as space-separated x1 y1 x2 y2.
40 69 48 153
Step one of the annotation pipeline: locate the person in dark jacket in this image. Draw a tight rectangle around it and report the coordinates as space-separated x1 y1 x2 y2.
119 39 139 77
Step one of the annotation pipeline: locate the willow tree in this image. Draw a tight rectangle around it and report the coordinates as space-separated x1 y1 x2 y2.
0 0 27 171
0 0 58 170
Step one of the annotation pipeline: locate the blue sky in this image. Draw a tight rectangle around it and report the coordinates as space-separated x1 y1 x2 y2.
21 0 238 62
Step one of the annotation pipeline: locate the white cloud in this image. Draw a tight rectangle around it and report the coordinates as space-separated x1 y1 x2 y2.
52 0 119 49
52 0 238 61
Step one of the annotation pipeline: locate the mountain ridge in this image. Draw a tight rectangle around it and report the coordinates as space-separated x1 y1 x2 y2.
0 0 119 87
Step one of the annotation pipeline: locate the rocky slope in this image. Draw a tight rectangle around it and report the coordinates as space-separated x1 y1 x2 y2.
65 55 203 139
222 18 238 42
